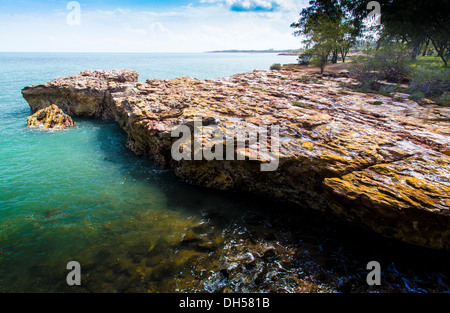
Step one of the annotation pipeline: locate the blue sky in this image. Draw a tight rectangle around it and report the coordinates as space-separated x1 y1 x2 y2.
0 0 308 52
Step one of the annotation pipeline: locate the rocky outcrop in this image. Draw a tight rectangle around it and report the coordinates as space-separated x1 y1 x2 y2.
27 104 75 129
323 153 450 250
22 68 450 251
23 69 139 120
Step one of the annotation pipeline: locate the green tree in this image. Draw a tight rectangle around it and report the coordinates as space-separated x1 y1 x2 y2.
293 0 450 66
337 22 356 63
302 17 343 73
343 0 449 66
291 0 357 72
378 0 450 67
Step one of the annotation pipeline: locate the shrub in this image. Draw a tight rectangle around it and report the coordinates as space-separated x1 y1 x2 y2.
298 76 311 82
408 91 425 100
378 86 394 97
408 67 450 98
313 79 324 84
440 92 450 106
297 52 313 65
349 44 411 90
270 63 282 70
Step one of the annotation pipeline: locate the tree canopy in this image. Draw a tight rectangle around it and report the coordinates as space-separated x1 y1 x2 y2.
291 0 357 72
291 0 450 66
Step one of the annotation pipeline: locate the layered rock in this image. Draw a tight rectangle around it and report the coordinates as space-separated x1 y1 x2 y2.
23 69 139 120
22 68 450 251
27 104 75 129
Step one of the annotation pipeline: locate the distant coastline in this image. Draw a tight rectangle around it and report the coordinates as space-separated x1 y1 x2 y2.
207 49 301 55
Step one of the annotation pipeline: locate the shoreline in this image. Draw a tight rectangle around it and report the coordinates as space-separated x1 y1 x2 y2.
21 67 450 252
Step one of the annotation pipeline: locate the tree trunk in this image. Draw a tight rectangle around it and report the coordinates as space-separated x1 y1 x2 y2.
438 51 448 67
320 56 326 74
331 49 338 64
340 46 349 63
411 44 420 59
429 36 448 67
422 39 430 56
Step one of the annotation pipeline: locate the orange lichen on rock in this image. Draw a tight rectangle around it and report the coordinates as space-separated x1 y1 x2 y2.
323 154 450 250
27 104 75 129
22 68 450 251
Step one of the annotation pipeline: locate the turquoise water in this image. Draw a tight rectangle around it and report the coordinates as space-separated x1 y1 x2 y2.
0 53 449 293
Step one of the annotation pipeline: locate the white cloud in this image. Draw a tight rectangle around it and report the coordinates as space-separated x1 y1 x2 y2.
201 0 306 11
126 26 148 36
0 1 308 52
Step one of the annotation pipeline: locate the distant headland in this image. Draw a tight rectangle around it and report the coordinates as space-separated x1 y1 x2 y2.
206 49 301 55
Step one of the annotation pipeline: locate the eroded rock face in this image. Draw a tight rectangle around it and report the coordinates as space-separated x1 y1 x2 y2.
22 69 139 120
27 104 75 129
323 153 450 250
21 68 450 251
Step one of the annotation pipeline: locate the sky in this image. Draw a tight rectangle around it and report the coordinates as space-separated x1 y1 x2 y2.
0 0 309 52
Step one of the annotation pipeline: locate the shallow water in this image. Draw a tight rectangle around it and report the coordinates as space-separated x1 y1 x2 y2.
0 53 449 293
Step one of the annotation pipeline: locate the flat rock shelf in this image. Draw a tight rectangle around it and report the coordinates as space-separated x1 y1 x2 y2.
22 68 450 251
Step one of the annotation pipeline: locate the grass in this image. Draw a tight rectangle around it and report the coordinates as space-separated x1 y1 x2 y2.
251 86 269 93
408 55 445 72
407 56 450 106
298 76 324 84
291 100 309 108
298 76 311 82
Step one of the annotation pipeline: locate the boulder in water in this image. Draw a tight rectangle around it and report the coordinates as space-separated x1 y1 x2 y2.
27 104 75 129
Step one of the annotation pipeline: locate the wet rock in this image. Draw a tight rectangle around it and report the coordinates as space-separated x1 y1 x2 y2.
181 230 203 245
221 286 234 293
219 269 229 280
103 269 116 283
191 223 212 235
145 256 163 268
195 240 217 253
27 104 75 129
94 249 113 263
127 243 154 257
254 267 268 286
262 248 278 261
113 274 131 292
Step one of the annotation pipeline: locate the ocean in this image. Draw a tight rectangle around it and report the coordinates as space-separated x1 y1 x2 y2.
0 52 448 293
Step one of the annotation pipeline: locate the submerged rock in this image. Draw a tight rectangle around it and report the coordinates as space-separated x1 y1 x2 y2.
27 104 75 129
21 68 450 251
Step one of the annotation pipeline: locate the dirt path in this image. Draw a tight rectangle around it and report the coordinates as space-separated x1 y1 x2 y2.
282 62 350 75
